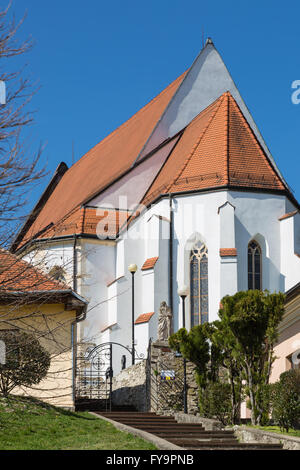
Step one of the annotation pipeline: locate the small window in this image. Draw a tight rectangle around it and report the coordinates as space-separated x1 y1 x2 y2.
248 241 262 290
287 352 300 370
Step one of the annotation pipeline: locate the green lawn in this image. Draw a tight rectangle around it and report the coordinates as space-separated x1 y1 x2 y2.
0 396 157 450
247 425 300 438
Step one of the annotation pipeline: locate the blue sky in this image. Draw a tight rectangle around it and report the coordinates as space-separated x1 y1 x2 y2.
9 0 300 206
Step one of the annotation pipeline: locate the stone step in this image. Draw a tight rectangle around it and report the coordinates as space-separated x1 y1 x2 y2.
103 415 176 419
99 416 205 430
96 412 283 450
99 412 157 415
168 438 238 445
155 429 234 434
109 418 178 424
76 402 137 412
168 439 283 449
122 420 204 430
98 413 158 418
183 445 283 450
123 422 205 427
124 427 206 434
154 432 235 439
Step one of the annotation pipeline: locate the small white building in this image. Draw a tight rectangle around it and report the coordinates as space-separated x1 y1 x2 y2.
11 39 300 375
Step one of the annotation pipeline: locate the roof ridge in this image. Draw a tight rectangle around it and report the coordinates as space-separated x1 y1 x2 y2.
224 92 230 185
166 93 226 192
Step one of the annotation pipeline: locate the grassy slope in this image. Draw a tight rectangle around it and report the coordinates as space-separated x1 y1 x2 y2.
248 425 300 438
0 396 157 450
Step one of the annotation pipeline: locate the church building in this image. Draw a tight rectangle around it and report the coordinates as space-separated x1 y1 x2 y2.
11 39 300 373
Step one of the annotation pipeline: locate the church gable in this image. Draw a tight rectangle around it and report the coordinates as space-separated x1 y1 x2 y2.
137 39 288 193
143 92 285 203
12 40 297 252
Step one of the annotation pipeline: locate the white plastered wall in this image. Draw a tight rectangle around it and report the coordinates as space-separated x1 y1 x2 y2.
280 213 300 291
22 240 74 288
19 190 299 375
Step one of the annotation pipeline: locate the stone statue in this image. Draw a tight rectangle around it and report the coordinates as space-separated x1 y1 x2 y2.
158 301 173 341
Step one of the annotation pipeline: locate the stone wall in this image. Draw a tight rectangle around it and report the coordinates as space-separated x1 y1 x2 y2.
234 426 300 450
174 412 223 431
111 340 200 415
148 340 199 415
111 360 147 411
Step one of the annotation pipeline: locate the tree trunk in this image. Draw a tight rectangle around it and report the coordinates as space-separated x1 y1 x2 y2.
246 362 256 426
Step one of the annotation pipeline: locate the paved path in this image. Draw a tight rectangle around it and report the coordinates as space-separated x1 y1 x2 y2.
96 412 283 450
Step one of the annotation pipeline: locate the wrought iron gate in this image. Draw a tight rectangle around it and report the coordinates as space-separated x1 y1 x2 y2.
75 342 143 411
145 338 186 414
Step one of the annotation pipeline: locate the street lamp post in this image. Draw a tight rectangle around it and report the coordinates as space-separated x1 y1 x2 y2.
128 264 138 365
178 285 189 414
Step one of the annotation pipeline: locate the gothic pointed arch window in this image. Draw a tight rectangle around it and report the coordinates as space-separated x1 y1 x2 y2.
248 240 262 290
190 241 208 327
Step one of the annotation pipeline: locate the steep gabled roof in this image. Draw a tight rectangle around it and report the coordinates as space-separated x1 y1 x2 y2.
143 92 284 205
136 38 289 191
12 40 298 252
13 72 185 250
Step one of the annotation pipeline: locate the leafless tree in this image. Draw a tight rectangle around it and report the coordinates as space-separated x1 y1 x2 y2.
0 2 45 248
0 4 130 404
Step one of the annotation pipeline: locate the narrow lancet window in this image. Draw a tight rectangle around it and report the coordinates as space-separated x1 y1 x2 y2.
190 242 208 327
248 240 262 290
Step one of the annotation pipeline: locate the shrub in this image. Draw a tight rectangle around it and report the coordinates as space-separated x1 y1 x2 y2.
0 330 51 396
199 381 232 426
270 369 300 432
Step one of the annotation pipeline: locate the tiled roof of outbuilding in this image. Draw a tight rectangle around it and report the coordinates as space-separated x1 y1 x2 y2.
0 249 71 293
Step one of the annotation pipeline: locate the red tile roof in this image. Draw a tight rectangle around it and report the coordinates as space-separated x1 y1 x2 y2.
143 92 284 204
220 248 237 257
141 257 159 271
0 249 72 293
18 207 130 248
135 312 155 325
278 210 298 221
15 73 185 250
14 86 293 249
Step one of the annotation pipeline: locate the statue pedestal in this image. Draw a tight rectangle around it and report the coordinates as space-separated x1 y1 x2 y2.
148 339 199 415
152 339 171 351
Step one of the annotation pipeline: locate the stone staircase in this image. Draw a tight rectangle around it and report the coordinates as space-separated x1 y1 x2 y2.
76 398 137 412
97 412 283 450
